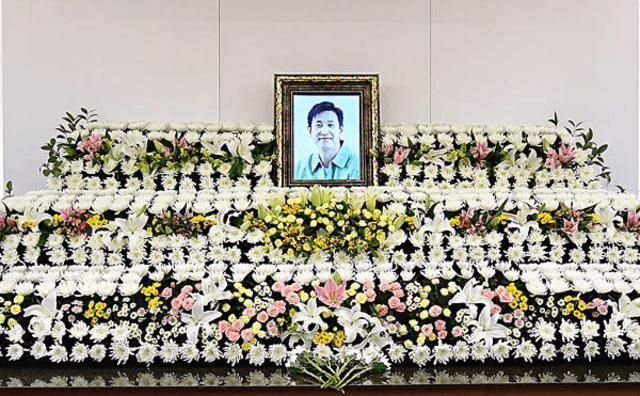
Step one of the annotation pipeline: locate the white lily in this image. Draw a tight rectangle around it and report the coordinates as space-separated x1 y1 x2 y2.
18 207 51 227
594 203 621 239
201 140 224 156
507 205 539 236
292 297 329 333
357 317 393 350
448 279 491 318
201 278 233 308
467 304 509 347
113 214 151 248
180 298 222 345
226 139 254 164
335 303 371 343
612 294 640 325
24 290 59 331
419 205 455 234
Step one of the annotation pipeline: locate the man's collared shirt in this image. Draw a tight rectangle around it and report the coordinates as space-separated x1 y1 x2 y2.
295 144 360 180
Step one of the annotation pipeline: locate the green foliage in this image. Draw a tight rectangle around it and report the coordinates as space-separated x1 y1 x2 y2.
40 108 98 178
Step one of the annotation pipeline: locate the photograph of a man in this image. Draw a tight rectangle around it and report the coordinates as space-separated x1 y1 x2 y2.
293 97 361 180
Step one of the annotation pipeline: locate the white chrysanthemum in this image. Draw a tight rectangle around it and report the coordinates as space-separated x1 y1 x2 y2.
604 320 623 339
514 340 537 362
530 319 556 343
224 344 243 366
581 320 599 341
559 342 578 361
7 344 24 361
49 344 68 363
628 340 640 359
559 320 578 342
387 344 406 363
491 341 511 363
109 342 131 365
606 338 625 359
584 340 600 361
248 344 268 366
89 323 110 343
538 343 557 361
30 341 48 359
408 345 431 367
136 343 158 364
269 344 288 365
202 343 221 363
432 344 452 365
470 341 489 362
70 321 90 340
70 342 89 363
89 344 107 362
160 340 179 363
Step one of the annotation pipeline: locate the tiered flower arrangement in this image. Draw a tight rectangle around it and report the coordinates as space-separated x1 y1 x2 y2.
0 111 632 391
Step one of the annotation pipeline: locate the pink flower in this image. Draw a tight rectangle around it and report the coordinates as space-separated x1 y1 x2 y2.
314 279 347 308
161 288 172 298
286 292 300 304
558 144 576 164
429 305 442 317
470 140 492 160
267 306 279 317
482 289 495 300
170 298 182 310
162 146 172 157
388 296 401 309
382 144 394 156
231 319 244 332
241 329 254 342
626 210 640 230
243 307 256 317
195 283 202 291
452 326 463 337
365 289 376 302
421 324 433 336
491 304 501 315
379 282 390 292
390 282 401 291
363 281 375 291
226 330 240 342
393 147 410 165
437 330 447 339
181 298 195 311
218 321 230 332
60 208 75 221
545 148 560 168
562 219 579 236
257 311 269 323
281 285 292 296
272 282 285 292
273 301 286 314
173 137 191 150
291 283 302 292
435 320 447 331
396 302 406 312
393 289 404 298
181 285 193 294
378 305 389 316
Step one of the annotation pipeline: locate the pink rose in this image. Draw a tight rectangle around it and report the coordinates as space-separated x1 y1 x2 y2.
241 329 254 342
181 285 193 294
437 330 447 339
421 324 433 336
218 321 230 332
365 289 376 302
243 307 256 317
388 296 401 309
257 311 269 323
181 298 195 311
273 301 286 314
267 306 279 317
281 285 292 295
396 303 406 312
393 289 405 298
272 282 284 292
291 283 302 292
482 289 495 300
435 320 447 331
226 330 240 342
231 319 244 332
429 305 442 317
378 305 389 316
286 292 300 304
171 298 182 310
379 282 390 292
363 281 375 291
390 282 401 291
491 304 501 315
452 326 463 337
161 288 172 298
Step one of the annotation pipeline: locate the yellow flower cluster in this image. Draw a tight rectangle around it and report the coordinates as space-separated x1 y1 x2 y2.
563 295 587 319
21 221 36 231
87 215 108 228
450 216 461 227
314 330 348 346
84 300 110 324
506 283 528 311
141 283 161 297
190 215 217 227
52 214 63 227
250 198 406 258
536 212 555 224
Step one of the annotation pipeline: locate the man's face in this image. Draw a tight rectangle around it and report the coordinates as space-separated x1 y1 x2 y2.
308 110 343 152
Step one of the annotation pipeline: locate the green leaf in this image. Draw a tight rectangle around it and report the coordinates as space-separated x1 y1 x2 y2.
43 170 50 177
598 144 608 154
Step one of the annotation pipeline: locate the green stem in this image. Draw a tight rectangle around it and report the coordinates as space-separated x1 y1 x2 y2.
335 366 374 391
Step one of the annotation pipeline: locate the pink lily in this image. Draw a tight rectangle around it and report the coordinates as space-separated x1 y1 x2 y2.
558 144 576 164
314 279 347 308
382 144 394 156
626 209 640 230
470 141 493 160
393 147 410 165
562 219 579 236
173 137 192 150
545 148 560 169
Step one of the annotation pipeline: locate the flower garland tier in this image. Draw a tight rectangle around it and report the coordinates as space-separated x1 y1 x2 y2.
1 186 640 370
41 121 608 192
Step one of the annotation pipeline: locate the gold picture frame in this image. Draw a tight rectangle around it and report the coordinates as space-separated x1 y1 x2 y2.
275 74 380 187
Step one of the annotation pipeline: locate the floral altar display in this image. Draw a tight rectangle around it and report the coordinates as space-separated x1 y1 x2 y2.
0 111 638 391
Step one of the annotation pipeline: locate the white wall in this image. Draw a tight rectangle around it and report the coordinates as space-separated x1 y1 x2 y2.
2 0 638 194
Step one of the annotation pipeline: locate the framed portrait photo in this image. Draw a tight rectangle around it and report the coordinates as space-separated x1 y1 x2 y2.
275 74 380 187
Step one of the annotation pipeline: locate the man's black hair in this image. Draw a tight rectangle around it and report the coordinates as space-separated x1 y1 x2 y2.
307 101 344 128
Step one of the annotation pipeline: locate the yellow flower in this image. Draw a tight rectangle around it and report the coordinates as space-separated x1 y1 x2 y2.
0 314 4 323
536 212 555 224
578 300 587 310
566 303 574 312
10 305 21 315
13 295 24 304
449 217 461 227
355 293 367 304
509 300 518 309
